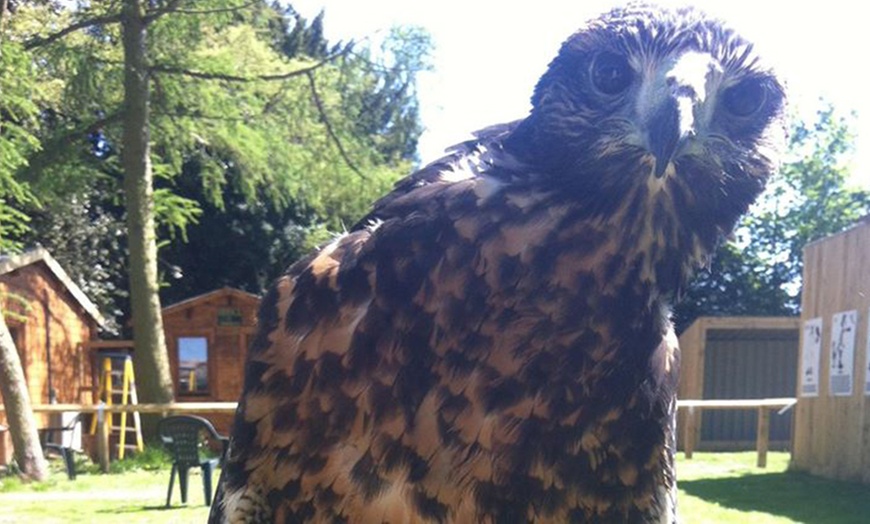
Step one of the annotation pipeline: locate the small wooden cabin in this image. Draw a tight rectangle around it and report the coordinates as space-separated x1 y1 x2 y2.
0 248 104 435
161 287 260 430
792 218 870 483
678 316 799 451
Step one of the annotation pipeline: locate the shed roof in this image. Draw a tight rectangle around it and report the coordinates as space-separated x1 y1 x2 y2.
0 247 105 327
681 316 800 336
162 287 260 316
803 214 870 250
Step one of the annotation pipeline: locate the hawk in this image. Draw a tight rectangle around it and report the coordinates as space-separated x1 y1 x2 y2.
211 4 784 523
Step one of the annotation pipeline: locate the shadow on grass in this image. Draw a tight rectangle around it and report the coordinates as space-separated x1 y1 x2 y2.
95 504 172 514
680 470 870 524
96 503 211 515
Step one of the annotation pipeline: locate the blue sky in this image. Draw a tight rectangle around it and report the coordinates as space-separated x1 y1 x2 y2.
292 0 870 189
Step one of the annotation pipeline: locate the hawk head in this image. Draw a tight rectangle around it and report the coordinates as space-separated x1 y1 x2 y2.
507 3 785 246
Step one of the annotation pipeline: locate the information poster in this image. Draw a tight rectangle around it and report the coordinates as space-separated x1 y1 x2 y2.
865 310 870 395
801 318 822 397
830 310 857 397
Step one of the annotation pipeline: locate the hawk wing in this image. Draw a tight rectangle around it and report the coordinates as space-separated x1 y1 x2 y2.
354 121 522 230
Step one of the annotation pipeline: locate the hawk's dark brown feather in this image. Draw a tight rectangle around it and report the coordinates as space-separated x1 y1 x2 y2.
211 4 784 523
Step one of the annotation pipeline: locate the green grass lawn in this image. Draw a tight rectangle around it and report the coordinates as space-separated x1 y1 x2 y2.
1 451 868 522
0 448 211 523
678 452 870 523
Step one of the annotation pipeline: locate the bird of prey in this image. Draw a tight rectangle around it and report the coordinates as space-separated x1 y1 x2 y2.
211 4 784 523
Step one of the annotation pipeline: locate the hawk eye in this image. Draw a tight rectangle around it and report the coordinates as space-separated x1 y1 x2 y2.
590 52 634 95
722 78 767 117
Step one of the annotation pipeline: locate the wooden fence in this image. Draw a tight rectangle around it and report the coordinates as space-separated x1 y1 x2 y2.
1 403 237 472
5 398 795 472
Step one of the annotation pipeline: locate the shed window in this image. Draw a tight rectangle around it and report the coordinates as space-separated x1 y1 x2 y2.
178 337 209 394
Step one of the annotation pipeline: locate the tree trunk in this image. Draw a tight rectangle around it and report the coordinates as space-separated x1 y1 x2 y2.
0 0 8 39
121 0 174 407
0 310 48 481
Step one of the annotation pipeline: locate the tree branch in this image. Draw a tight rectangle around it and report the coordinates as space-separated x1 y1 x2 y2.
305 71 366 180
1 0 9 48
23 112 124 172
146 0 259 20
141 0 182 23
152 108 251 123
149 47 350 82
19 0 195 49
23 12 123 50
43 112 124 144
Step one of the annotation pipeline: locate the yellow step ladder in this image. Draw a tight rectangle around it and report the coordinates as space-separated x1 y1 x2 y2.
89 351 144 459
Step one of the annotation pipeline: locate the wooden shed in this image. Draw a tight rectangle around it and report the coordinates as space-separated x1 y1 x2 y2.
161 287 260 430
792 218 870 483
0 248 104 430
678 316 799 451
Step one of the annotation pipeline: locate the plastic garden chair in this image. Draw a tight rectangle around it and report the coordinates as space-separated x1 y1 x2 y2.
157 415 229 507
39 413 83 480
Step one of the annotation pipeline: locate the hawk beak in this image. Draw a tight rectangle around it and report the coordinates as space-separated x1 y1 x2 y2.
647 89 699 179
648 97 681 178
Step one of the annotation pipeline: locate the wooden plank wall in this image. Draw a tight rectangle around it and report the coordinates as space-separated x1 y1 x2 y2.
701 327 797 448
677 319 704 450
677 317 799 451
162 289 259 433
792 220 870 483
0 263 96 427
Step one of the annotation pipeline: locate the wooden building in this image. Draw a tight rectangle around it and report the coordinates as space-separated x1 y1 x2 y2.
0 248 104 429
792 218 870 483
678 316 799 451
161 287 260 430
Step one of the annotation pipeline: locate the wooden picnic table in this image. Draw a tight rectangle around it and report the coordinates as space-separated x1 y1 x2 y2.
677 398 797 467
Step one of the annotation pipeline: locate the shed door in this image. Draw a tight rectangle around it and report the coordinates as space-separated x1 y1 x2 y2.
700 328 798 450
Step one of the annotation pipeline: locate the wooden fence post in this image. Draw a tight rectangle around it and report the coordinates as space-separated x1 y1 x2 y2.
756 406 770 468
684 406 696 459
97 403 110 473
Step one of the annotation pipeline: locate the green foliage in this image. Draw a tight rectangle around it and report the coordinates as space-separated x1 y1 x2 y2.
4 1 432 324
753 107 870 288
0 40 41 251
158 159 316 304
140 4 424 226
21 180 128 332
276 7 333 59
152 188 202 242
152 4 431 302
675 106 870 332
335 25 433 164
